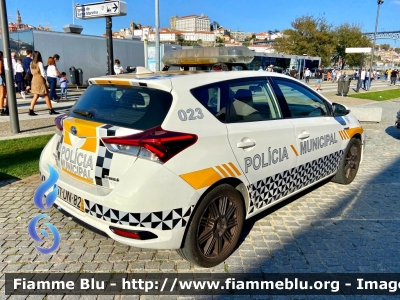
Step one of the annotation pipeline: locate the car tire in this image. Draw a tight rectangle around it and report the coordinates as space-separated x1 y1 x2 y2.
177 184 245 268
332 138 362 185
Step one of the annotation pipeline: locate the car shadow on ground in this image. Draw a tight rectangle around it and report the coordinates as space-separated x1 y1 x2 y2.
385 125 400 139
237 177 333 248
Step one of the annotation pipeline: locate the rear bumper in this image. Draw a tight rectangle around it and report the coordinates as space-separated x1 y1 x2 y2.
39 135 199 249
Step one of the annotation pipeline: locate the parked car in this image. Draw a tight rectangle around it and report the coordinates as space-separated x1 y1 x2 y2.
39 50 365 268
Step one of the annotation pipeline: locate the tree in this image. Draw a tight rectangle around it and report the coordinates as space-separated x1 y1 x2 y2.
273 15 335 66
332 23 371 68
394 48 400 53
380 43 390 51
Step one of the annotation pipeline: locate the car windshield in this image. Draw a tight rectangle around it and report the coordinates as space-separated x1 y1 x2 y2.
69 85 173 130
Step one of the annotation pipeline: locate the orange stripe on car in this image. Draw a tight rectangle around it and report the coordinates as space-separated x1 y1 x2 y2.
94 79 131 86
216 165 228 178
228 162 242 176
346 127 363 139
222 164 236 177
290 145 299 156
180 168 222 190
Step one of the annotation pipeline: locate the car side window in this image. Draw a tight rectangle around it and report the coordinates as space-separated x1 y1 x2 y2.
228 79 281 123
273 78 329 118
191 83 226 122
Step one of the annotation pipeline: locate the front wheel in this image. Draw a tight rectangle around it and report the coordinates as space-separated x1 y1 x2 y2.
177 184 245 268
332 138 362 184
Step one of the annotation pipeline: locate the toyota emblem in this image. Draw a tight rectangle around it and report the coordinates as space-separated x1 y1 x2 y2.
71 126 77 136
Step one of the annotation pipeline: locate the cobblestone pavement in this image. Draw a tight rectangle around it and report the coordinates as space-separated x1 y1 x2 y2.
0 100 399 299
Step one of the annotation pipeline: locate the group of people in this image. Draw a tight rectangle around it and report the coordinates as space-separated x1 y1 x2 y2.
0 50 70 116
384 69 399 86
257 65 276 72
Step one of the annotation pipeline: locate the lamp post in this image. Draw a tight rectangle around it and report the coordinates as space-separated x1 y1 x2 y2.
368 0 384 90
155 0 160 71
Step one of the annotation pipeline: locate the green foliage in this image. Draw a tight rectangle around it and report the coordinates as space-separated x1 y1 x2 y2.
273 16 371 67
333 23 371 68
394 48 400 53
380 44 391 51
273 15 335 66
0 135 53 181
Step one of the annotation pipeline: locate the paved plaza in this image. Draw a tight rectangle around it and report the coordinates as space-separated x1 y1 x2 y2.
0 90 399 299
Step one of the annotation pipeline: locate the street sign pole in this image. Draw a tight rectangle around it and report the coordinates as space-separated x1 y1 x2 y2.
356 53 364 93
75 1 127 75
0 0 20 133
106 16 114 75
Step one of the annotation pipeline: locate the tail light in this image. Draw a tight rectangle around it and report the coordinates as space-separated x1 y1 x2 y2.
54 114 67 135
110 227 158 240
102 126 198 163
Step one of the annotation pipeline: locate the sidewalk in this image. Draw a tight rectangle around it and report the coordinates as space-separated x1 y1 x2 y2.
0 88 85 140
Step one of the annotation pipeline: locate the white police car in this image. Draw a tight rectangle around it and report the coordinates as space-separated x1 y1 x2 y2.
39 47 365 267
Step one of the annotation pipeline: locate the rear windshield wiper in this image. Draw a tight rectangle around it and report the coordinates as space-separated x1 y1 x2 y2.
73 109 95 118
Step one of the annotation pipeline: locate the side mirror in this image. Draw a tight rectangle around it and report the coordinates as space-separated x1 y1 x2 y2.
332 103 350 116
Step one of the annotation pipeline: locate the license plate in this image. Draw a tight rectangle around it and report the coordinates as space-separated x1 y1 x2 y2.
57 186 85 212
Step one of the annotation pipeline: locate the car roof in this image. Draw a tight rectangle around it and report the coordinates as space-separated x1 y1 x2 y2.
89 70 290 90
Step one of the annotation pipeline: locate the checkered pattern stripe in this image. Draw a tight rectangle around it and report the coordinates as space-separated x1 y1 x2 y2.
247 150 344 214
56 135 63 160
99 124 119 137
84 200 194 230
94 124 121 187
95 139 113 187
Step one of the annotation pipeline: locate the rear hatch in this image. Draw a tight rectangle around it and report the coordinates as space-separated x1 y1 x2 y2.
56 84 173 189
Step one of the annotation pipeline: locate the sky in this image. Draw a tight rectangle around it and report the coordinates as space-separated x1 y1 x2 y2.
5 0 400 46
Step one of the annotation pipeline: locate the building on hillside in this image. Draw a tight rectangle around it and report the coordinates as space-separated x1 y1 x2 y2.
230 31 246 42
5 10 52 33
148 28 178 42
179 31 215 43
255 32 270 41
170 14 210 32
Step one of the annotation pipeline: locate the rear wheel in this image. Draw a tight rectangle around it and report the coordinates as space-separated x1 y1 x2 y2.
332 138 362 184
177 184 244 268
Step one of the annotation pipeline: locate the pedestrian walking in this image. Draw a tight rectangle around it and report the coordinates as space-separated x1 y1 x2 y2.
304 68 311 83
23 49 33 95
387 69 392 82
390 69 398 86
360 68 366 90
15 59 25 99
59 72 69 99
114 59 124 75
46 57 61 102
0 51 9 116
331 69 337 82
28 51 59 116
314 65 324 91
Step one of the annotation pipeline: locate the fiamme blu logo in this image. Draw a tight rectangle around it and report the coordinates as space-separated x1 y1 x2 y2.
28 165 61 254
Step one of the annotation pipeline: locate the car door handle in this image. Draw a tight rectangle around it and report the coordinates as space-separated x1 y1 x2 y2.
297 132 310 139
237 141 256 149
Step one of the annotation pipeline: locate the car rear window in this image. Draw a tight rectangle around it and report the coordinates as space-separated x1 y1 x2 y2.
69 85 173 130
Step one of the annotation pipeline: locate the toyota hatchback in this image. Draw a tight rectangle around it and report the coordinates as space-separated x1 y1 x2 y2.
39 50 364 268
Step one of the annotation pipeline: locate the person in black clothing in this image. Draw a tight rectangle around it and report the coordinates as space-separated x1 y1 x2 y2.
315 66 324 91
289 66 298 78
390 69 398 86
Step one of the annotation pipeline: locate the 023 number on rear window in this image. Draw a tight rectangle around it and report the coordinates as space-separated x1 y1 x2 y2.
178 108 204 121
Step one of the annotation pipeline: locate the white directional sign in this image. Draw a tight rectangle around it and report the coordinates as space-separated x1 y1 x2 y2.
345 47 372 53
75 1 127 19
